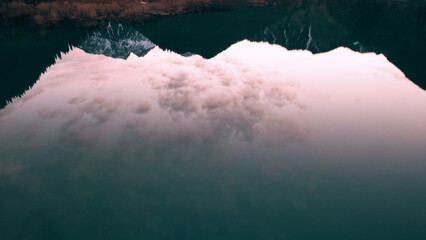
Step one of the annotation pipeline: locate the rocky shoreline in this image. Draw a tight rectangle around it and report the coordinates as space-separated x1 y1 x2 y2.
0 0 213 28
0 0 289 28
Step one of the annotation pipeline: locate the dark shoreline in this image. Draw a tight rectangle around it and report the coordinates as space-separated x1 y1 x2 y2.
0 0 290 29
0 0 211 29
1 0 420 30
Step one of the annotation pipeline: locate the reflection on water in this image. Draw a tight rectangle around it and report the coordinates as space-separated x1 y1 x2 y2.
252 5 367 53
1 1 426 239
1 0 426 107
1 41 426 239
0 27 89 108
79 23 156 59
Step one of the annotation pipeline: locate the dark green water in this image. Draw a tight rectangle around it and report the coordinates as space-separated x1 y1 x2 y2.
1 1 426 240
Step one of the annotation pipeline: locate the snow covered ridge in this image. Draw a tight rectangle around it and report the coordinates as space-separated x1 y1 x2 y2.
1 40 426 161
78 23 156 59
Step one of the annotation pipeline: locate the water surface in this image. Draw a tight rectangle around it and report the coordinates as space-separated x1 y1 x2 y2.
1 1 426 239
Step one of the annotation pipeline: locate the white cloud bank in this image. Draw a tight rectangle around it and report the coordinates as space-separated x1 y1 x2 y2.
1 40 426 162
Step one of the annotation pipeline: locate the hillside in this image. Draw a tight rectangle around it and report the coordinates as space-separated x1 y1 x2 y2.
0 0 300 27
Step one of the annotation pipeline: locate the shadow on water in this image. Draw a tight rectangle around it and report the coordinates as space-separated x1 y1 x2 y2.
1 0 425 108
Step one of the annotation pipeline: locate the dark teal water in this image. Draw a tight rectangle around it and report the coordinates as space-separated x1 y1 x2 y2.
1 1 426 239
